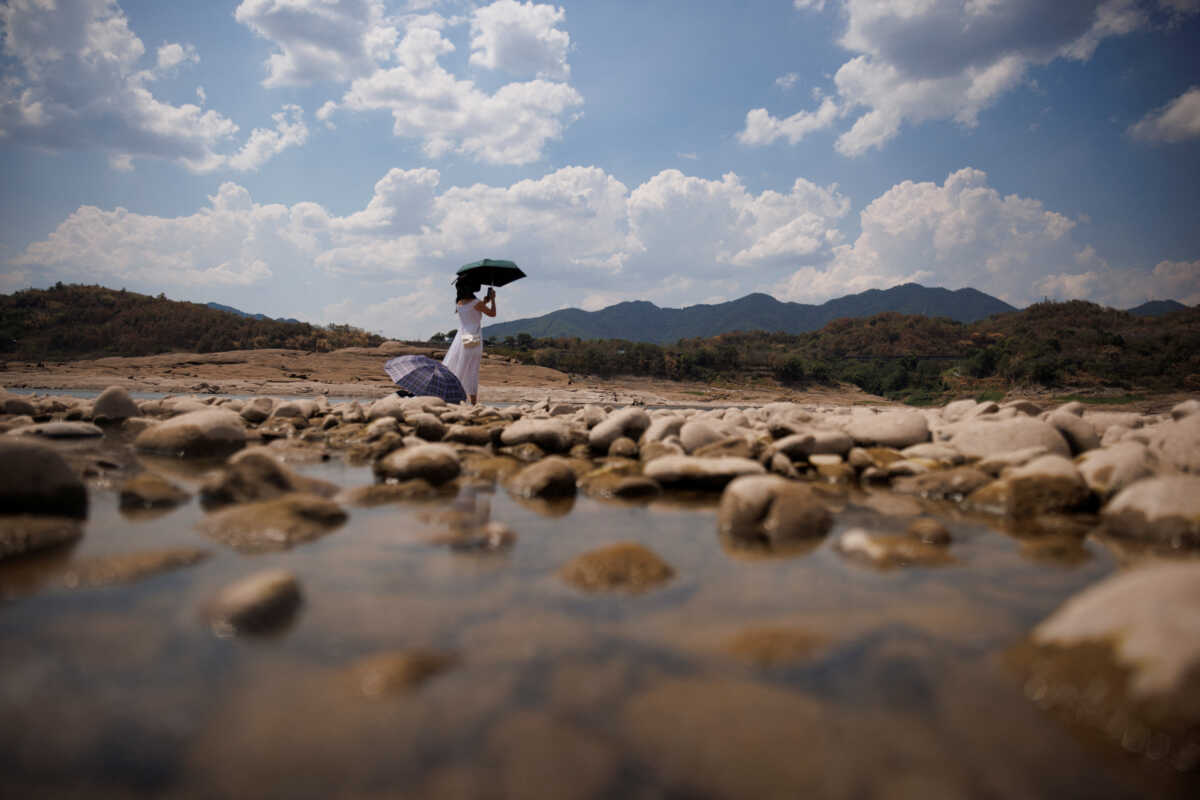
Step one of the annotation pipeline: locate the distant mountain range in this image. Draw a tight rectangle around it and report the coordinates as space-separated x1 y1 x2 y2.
206 302 301 325
1126 299 1189 317
484 283 1018 344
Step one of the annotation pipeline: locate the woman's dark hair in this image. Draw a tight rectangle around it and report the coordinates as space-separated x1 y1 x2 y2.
455 278 480 304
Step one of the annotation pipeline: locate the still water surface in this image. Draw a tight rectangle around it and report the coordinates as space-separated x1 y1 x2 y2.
0 428 1193 798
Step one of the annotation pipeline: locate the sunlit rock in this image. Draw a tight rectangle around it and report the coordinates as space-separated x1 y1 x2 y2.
1097 475 1200 549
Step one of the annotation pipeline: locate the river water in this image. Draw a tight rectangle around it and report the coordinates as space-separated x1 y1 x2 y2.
1 425 1194 798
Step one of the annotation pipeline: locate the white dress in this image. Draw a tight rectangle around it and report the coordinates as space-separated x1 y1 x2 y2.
442 300 483 396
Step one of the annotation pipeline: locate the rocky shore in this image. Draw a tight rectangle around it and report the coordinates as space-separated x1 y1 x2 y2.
2 382 1199 795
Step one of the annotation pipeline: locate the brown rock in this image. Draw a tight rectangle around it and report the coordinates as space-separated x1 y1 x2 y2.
560 541 674 593
119 472 191 510
374 443 461 485
718 475 832 545
966 455 1090 517
61 547 209 588
349 649 459 696
892 466 992 501
208 568 302 635
0 515 83 560
0 438 88 518
200 449 339 509
133 408 247 457
508 456 578 499
199 493 348 553
724 627 828 666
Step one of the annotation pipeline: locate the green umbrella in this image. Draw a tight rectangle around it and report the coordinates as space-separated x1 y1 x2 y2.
456 258 526 288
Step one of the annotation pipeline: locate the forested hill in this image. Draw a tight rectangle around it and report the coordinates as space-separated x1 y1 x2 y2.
484 283 1017 343
0 284 383 360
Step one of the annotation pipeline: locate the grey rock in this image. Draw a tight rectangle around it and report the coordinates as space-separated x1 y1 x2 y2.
589 407 651 452
644 455 765 490
0 438 88 518
240 397 275 424
640 414 685 444
679 420 728 453
1076 441 1157 501
844 410 930 448
947 417 1071 460
500 418 572 453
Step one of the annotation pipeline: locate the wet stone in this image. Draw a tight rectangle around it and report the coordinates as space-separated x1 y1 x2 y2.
1097 475 1200 549
906 517 952 545
0 438 88 518
336 480 444 506
374 444 461 486
5 421 103 439
133 408 247 458
407 411 446 441
560 541 674 593
61 548 210 589
434 521 517 553
499 418 572 454
892 466 993 501
972 455 1092 518
644 455 765 491
508 456 578 499
444 424 494 447
0 516 84 560
639 440 684 463
718 475 833 545
208 568 302 635
200 449 340 509
199 493 348 554
607 436 638 458
118 472 191 511
239 397 275 424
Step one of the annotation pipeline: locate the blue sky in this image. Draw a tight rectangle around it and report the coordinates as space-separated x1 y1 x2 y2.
2 0 1198 339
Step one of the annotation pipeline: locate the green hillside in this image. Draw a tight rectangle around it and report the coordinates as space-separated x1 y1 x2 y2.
0 283 384 360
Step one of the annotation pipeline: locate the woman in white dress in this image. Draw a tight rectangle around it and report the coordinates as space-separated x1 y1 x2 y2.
442 279 497 404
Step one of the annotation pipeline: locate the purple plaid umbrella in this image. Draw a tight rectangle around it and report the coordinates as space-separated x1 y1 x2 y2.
383 355 468 404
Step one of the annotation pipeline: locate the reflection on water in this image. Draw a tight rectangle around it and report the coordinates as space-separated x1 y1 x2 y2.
0 431 1195 799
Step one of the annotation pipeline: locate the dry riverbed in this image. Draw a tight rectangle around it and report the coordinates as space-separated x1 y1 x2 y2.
1 378 1199 798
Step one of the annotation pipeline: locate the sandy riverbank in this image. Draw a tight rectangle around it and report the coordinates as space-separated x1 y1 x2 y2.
0 343 893 407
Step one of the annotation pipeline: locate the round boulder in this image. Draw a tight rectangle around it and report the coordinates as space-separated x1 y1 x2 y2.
644 455 765 491
718 475 832 545
208 568 302 635
500 418 573 454
92 385 140 422
1097 475 1200 549
508 456 578 499
589 407 651 452
0 438 87 518
947 417 1071 460
374 444 461 486
844 410 930 449
133 409 247 458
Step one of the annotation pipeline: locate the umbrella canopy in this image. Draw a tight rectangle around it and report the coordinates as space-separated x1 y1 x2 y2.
383 355 467 404
456 258 526 288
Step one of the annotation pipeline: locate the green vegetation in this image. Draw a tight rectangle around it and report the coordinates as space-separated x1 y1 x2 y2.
488 301 1199 403
0 283 384 360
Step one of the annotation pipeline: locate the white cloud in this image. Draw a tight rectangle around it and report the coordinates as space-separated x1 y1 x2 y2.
1129 86 1200 142
155 42 198 71
233 0 398 87
782 167 1079 306
739 96 839 146
745 0 1199 155
775 72 801 90
469 0 570 80
325 15 582 165
794 0 827 9
0 0 306 171
226 104 309 171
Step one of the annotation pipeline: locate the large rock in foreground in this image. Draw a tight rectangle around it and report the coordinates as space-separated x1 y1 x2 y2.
1097 475 1200 549
1018 562 1200 771
0 438 88 518
134 409 247 458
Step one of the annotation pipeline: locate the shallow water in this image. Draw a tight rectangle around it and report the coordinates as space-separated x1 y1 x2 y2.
1 428 1195 798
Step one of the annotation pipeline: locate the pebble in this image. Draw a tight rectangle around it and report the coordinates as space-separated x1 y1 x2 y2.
208 568 302 635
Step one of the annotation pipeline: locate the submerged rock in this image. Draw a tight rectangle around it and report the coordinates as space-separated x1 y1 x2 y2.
207 568 302 635
0 438 88 518
200 449 339 509
560 541 674 593
119 472 191 511
837 528 955 568
5 421 104 439
0 516 83 560
349 649 459 696
892 466 992 501
723 626 828 667
718 475 832 545
199 493 348 553
61 548 209 589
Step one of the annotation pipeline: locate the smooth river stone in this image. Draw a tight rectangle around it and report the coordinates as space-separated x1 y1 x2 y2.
843 410 930 448
208 568 302 635
588 407 651 452
946 417 1071 460
0 438 88 518
374 444 462 485
1097 475 1200 549
559 541 674 593
718 475 832 545
643 455 765 490
133 408 247 457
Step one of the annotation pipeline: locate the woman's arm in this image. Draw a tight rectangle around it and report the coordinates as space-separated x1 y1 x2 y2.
475 289 497 317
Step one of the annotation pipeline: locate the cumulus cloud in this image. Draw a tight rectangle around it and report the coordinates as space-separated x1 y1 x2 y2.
324 14 581 164
743 0 1199 155
1129 86 1200 142
781 167 1081 305
12 164 853 337
233 0 399 87
0 0 306 171
469 0 571 80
